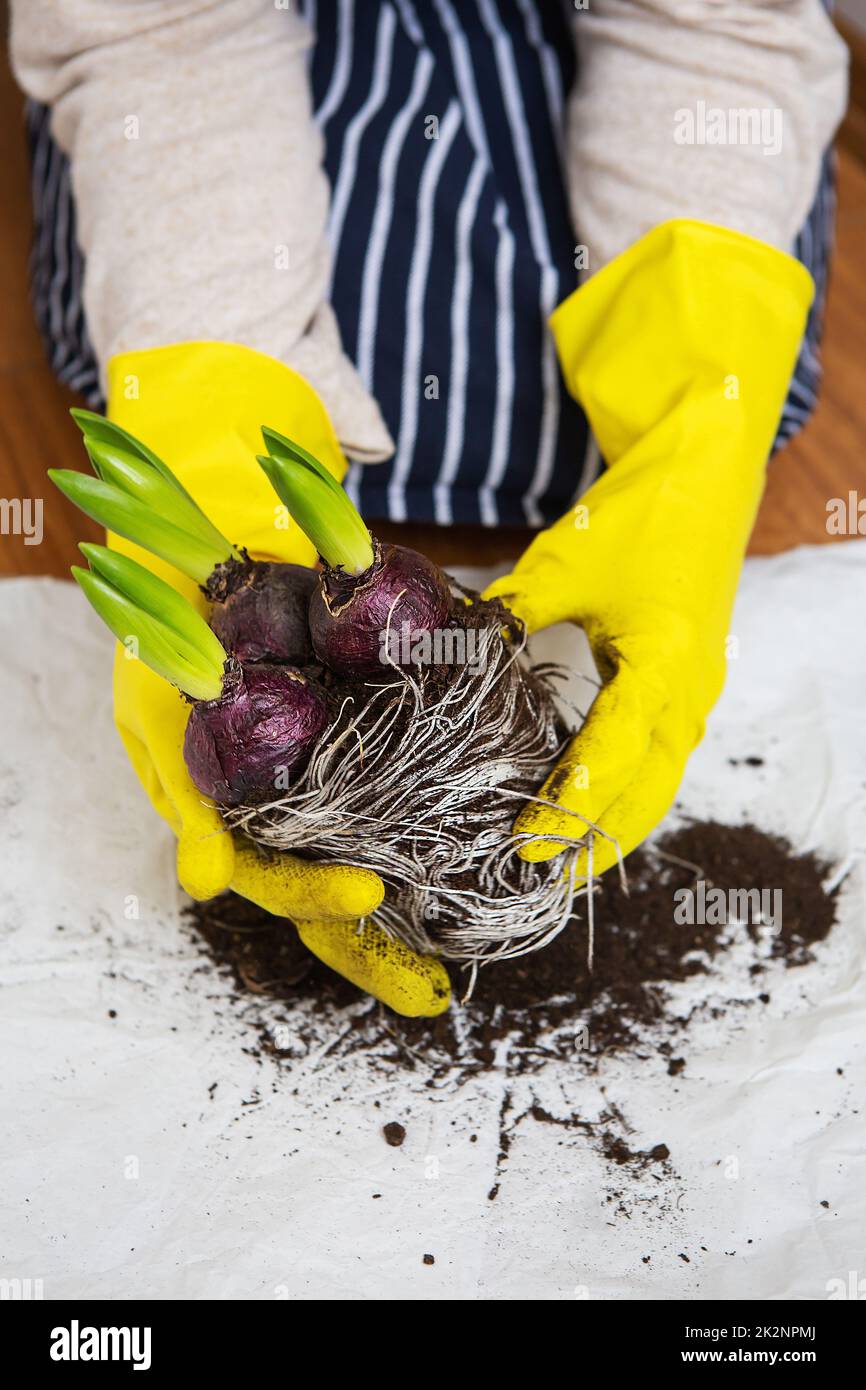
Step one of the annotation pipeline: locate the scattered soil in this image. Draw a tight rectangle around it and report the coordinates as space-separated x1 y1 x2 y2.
189 820 837 1060
184 819 841 1189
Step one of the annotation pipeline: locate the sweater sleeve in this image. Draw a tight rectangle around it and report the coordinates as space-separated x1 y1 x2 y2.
9 0 393 461
565 0 849 272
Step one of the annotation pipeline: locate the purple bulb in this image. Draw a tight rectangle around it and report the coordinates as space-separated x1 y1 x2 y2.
183 660 327 807
309 542 452 677
208 560 316 665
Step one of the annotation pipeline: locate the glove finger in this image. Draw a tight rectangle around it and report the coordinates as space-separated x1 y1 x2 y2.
118 661 236 899
571 726 687 880
515 656 654 862
296 918 451 1017
115 695 236 900
176 822 235 901
232 842 384 921
483 572 546 635
483 519 593 632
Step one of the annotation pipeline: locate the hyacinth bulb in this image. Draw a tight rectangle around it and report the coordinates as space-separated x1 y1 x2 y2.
309 541 453 678
183 660 327 806
208 560 317 665
254 438 454 679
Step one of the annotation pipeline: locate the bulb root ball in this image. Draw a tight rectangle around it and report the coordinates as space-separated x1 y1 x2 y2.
224 591 594 965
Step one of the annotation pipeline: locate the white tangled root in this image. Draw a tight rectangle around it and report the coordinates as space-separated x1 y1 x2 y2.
224 607 617 976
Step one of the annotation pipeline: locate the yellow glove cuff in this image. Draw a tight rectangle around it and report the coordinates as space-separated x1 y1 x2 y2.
550 219 814 472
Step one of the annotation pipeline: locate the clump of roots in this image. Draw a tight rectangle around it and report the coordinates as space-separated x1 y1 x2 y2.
224 595 606 970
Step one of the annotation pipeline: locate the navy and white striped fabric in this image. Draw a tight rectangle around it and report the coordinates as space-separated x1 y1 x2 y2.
25 0 834 529
26 101 100 403
302 0 585 526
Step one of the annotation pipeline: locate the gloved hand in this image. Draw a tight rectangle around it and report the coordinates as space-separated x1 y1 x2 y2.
486 220 813 876
105 340 450 1017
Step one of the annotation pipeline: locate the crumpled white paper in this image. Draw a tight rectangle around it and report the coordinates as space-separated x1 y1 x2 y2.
1 542 864 1301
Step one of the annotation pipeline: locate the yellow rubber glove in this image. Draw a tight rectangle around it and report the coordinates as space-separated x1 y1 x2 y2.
106 341 450 1017
485 220 813 876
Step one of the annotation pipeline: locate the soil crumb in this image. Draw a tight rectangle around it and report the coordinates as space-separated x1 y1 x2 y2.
383 1122 406 1148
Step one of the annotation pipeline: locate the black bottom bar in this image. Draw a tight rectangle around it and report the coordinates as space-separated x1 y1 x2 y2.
9 1298 860 1373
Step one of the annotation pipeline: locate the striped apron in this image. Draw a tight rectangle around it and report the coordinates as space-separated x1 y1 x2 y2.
26 0 835 529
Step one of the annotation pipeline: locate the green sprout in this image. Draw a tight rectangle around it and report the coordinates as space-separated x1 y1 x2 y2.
49 411 241 585
73 544 227 702
257 427 374 575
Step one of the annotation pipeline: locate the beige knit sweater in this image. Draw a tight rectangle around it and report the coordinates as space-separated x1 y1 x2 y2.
10 1 848 462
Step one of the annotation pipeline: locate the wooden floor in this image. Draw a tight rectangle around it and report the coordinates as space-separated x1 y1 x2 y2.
1 34 865 578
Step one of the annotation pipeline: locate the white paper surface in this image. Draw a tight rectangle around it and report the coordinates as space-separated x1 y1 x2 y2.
1 543 864 1301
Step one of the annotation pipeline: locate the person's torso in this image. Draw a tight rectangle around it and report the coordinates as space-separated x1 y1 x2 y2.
26 0 834 530
305 0 590 527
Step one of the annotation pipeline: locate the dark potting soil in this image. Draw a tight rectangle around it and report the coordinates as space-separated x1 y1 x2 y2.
188 820 837 1059
184 819 840 1188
